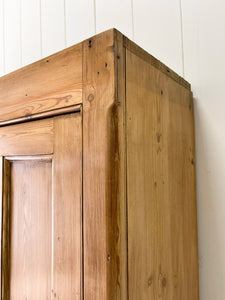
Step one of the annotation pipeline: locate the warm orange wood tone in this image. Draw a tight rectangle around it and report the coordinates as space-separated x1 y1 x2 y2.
53 113 82 299
83 29 118 300
0 29 198 300
126 50 199 299
10 160 52 299
123 36 190 90
0 113 82 300
113 30 128 300
0 118 53 156
83 29 128 300
0 157 2 298
0 104 81 127
1 159 10 299
0 43 82 125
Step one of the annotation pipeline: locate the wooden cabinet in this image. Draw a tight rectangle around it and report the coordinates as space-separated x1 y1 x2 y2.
0 29 199 300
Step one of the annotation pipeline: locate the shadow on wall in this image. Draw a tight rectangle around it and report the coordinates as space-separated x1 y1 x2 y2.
194 97 225 300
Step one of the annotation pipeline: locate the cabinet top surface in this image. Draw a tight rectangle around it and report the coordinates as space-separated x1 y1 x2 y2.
0 28 191 126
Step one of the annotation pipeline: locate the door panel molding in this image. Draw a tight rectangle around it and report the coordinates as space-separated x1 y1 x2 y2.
0 112 82 300
1 158 11 300
0 103 82 127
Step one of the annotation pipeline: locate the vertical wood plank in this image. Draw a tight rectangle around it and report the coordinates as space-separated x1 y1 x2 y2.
0 157 2 298
53 113 82 299
132 0 183 75
83 30 114 300
0 0 4 76
1 159 11 300
21 0 42 66
95 0 133 39
113 30 128 300
41 0 65 57
65 0 95 47
83 29 127 300
126 50 199 299
4 0 21 74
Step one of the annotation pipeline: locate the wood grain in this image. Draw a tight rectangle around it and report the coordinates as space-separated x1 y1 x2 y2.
0 28 198 300
0 103 81 127
0 112 82 299
0 118 53 156
0 43 82 123
53 113 82 299
1 159 11 300
9 160 52 300
5 155 53 162
83 30 114 300
123 32 190 90
126 49 199 300
0 157 2 298
113 29 128 300
83 29 127 299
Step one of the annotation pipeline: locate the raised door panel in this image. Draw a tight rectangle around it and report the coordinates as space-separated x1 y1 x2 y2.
0 112 82 300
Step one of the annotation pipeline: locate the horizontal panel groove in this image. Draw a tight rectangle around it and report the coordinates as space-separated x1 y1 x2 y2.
5 154 53 162
0 104 82 127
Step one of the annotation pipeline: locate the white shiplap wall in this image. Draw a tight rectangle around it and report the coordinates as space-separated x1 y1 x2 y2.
182 1 225 300
22 0 42 66
1 1 225 300
133 0 184 75
0 0 4 75
95 0 133 39
3 0 21 74
0 0 184 76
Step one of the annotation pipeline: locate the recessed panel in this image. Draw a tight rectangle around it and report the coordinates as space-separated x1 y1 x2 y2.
10 160 52 300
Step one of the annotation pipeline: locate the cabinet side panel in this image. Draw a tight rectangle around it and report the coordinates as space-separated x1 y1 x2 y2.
126 50 199 300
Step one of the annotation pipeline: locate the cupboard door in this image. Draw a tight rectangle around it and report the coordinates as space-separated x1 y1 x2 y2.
0 113 82 300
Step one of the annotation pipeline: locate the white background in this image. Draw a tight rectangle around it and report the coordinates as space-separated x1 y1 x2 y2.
1 1 225 299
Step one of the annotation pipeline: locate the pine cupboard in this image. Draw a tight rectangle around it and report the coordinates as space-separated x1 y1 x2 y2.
0 29 199 300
